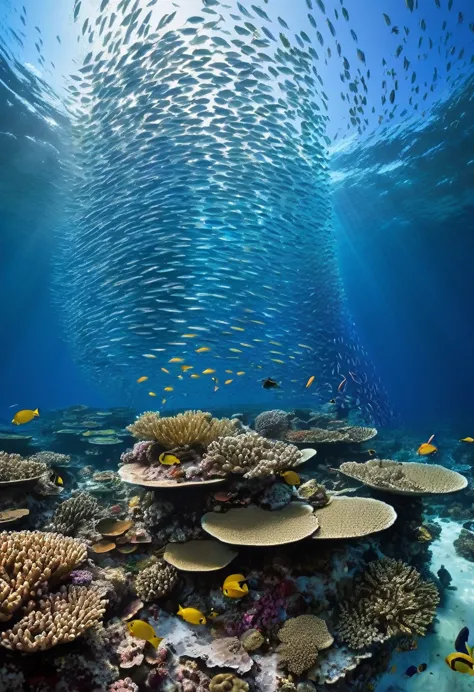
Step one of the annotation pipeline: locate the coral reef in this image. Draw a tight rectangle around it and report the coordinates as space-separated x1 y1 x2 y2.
49 492 105 536
240 628 265 652
134 559 179 601
198 432 303 479
1 585 106 652
286 426 377 444
127 410 238 447
338 558 439 649
0 452 47 482
313 497 397 540
108 679 139 692
453 528 474 561
254 409 292 439
277 614 333 675
29 451 71 466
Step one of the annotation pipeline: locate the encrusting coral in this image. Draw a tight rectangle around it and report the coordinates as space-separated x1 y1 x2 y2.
337 558 439 649
339 459 467 495
0 585 106 652
134 559 178 601
198 432 303 479
127 410 238 447
254 409 292 440
277 614 334 675
0 531 87 621
49 492 105 536
210 673 249 691
0 452 47 482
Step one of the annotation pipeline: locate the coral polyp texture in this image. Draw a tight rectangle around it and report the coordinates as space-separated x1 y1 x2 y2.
254 409 292 439
0 531 88 622
201 504 319 546
0 585 106 652
337 558 439 649
339 459 467 495
277 614 334 674
313 497 397 539
134 560 179 601
286 426 377 444
126 410 238 447
0 452 47 483
198 432 305 479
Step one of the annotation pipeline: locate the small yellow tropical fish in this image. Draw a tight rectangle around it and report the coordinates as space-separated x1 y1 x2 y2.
231 326 245 331
223 574 247 587
305 375 315 388
280 470 301 486
223 573 249 599
225 370 233 374
159 453 180 466
148 392 157 397
202 369 216 374
208 610 220 619
237 371 245 376
12 409 39 425
137 376 148 383
418 442 437 456
164 386 174 392
161 367 170 374
169 358 184 363
190 374 200 379
225 379 233 385
129 495 141 509
51 473 63 486
181 365 193 372
446 652 474 675
177 605 206 625
461 437 474 443
127 620 163 648
196 347 211 353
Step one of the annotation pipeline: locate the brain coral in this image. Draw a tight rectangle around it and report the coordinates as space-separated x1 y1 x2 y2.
338 558 439 649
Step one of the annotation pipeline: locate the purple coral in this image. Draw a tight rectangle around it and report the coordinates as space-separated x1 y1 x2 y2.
120 440 154 466
227 586 288 637
70 569 93 586
108 679 139 692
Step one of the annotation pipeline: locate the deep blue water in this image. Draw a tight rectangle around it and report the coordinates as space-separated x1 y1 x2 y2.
0 0 473 430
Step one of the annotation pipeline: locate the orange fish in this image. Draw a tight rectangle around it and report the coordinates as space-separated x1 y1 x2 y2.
305 375 315 388
418 434 437 456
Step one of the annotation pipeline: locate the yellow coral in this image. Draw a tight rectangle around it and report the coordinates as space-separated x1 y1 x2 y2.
127 410 238 448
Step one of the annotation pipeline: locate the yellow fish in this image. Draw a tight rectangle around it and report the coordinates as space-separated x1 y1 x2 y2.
446 652 474 676
231 326 245 331
223 574 249 599
51 473 63 486
137 376 148 383
305 375 315 388
190 374 200 379
181 365 193 372
12 409 39 425
271 359 285 364
169 358 184 363
208 610 220 619
196 347 210 353
148 392 157 397
461 437 474 443
129 495 140 508
127 620 163 648
159 453 180 466
418 442 437 456
202 369 216 375
280 470 301 486
417 525 432 542
161 367 170 374
164 386 174 392
225 379 233 385
237 371 245 376
182 334 197 338
177 605 206 625
223 574 247 586
230 348 242 353
225 370 233 374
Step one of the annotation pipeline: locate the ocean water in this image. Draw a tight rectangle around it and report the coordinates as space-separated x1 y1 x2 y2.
0 1 474 691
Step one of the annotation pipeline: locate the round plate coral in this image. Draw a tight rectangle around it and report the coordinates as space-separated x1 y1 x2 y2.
118 463 225 488
164 540 238 571
201 503 319 546
0 475 44 488
313 497 397 539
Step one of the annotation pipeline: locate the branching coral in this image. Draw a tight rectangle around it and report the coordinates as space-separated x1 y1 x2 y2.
0 585 106 652
49 492 105 536
277 615 334 675
127 410 238 447
0 452 47 482
0 531 87 622
134 560 178 601
198 432 302 479
254 410 292 440
337 558 439 649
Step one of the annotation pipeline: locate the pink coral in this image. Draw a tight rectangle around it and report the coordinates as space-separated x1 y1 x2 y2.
118 633 146 669
226 584 290 636
109 678 139 692
174 661 210 691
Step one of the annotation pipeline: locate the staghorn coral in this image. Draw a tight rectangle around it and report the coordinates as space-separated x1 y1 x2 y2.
277 615 334 675
210 673 249 691
339 459 467 495
337 558 439 649
29 451 71 467
127 410 238 447
0 531 87 621
134 560 178 601
0 452 47 482
49 491 105 536
199 432 302 479
109 679 139 692
1 585 106 652
254 410 292 440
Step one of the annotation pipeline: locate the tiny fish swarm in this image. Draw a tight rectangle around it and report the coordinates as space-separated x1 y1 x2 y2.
338 558 439 649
